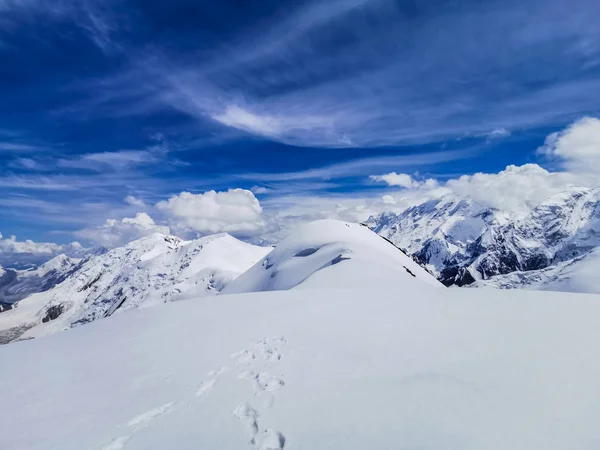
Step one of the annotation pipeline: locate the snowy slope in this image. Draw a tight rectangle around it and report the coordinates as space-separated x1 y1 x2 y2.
367 187 600 290
366 194 507 283
224 220 442 294
474 247 600 293
0 233 269 343
0 254 82 304
1 286 600 450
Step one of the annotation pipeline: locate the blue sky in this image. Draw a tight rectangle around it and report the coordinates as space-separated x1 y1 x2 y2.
1 0 600 254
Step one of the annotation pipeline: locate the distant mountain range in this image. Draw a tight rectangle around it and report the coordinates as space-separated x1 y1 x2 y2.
2 186 600 344
367 186 600 292
0 233 269 343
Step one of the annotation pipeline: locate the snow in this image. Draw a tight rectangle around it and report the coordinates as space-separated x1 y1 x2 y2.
1 286 600 450
475 247 600 293
0 254 81 305
1 219 600 449
368 187 600 290
224 220 441 293
0 232 269 343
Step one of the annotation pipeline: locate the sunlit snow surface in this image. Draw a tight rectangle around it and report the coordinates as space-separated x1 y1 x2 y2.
224 220 441 293
475 247 600 293
0 233 269 342
1 220 599 449
2 287 600 450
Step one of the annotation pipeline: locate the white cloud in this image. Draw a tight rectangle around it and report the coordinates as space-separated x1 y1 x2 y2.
487 128 511 139
0 232 83 268
0 142 41 152
251 186 271 195
210 104 337 144
381 195 396 205
243 150 472 182
79 0 600 148
157 189 265 236
370 173 418 188
58 150 158 172
445 164 581 213
212 106 284 137
370 172 439 189
75 212 170 247
538 116 600 174
0 0 119 53
124 195 146 207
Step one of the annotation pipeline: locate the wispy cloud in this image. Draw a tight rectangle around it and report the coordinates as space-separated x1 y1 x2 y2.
65 0 600 147
238 148 475 182
57 150 161 172
0 142 43 152
0 0 120 53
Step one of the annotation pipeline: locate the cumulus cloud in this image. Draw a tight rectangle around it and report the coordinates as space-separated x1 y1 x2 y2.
538 117 600 174
364 118 600 215
75 212 170 247
370 173 419 188
381 195 396 205
157 189 265 236
370 172 439 189
124 195 146 207
0 232 83 268
445 164 580 213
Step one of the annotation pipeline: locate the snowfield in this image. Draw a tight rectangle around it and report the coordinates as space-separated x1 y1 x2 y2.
1 219 600 449
2 287 600 450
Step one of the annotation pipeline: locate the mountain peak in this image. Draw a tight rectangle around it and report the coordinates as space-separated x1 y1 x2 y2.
224 219 441 294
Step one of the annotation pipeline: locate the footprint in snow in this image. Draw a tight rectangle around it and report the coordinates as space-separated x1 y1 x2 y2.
127 402 176 427
233 402 261 446
231 337 288 447
196 378 217 396
101 401 176 449
259 428 286 450
101 436 130 450
251 373 285 394
196 365 230 396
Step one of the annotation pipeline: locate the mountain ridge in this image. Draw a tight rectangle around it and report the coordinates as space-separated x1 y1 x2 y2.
367 186 600 291
0 232 269 343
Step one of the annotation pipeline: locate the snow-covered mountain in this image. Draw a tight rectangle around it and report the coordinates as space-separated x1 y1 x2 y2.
0 254 83 304
473 247 600 293
368 186 600 291
224 220 441 294
0 232 269 343
2 219 599 450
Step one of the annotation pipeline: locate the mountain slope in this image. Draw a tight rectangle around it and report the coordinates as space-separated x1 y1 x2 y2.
367 187 600 291
224 220 442 294
1 284 599 449
473 247 600 293
0 254 83 304
0 233 269 343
